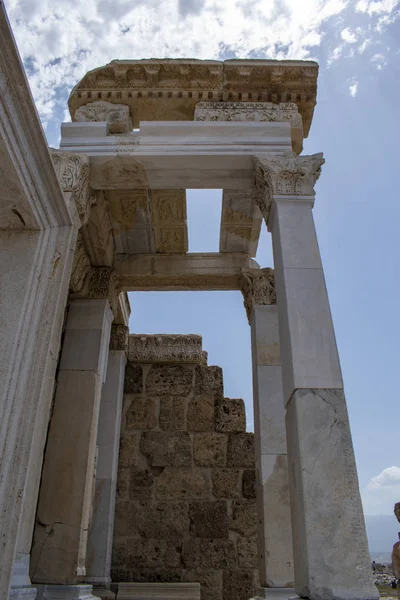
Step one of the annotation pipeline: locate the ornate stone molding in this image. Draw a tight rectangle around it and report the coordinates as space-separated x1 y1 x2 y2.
51 151 95 225
239 267 276 322
128 334 203 364
68 59 318 135
110 324 129 352
74 100 132 134
69 234 91 293
254 152 325 222
87 267 120 316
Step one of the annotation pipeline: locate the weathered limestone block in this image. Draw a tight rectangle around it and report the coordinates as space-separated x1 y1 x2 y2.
200 540 237 569
126 568 183 583
159 396 186 431
187 394 214 431
227 433 255 467
230 500 257 537
74 100 132 133
194 433 227 467
237 539 258 568
189 501 229 538
126 539 182 569
118 432 140 467
242 470 256 499
182 539 201 568
114 501 139 537
182 569 223 600
124 363 143 394
125 396 157 430
194 365 223 397
212 468 241 498
222 570 256 600
215 398 246 433
112 539 127 567
116 467 130 499
136 502 189 539
140 432 192 467
156 467 211 500
129 468 154 499
146 365 193 396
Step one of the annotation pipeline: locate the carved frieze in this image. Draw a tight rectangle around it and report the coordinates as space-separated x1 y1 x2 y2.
194 101 302 128
74 100 132 134
128 334 203 364
150 189 188 253
110 324 129 352
70 235 91 293
51 151 95 225
254 152 325 222
239 267 276 322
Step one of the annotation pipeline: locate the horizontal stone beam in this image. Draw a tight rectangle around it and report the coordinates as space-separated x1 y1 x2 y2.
128 334 203 363
114 252 260 291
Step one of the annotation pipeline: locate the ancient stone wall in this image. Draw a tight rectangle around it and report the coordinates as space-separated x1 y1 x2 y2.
112 335 258 600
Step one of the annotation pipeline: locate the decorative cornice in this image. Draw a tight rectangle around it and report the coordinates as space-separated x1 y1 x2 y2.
239 267 276 322
254 152 325 222
74 100 132 134
69 234 91 293
110 324 129 352
51 151 96 225
128 334 203 364
68 59 318 136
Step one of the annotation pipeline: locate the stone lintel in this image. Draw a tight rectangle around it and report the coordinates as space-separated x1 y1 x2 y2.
68 59 318 136
128 334 203 364
114 252 260 291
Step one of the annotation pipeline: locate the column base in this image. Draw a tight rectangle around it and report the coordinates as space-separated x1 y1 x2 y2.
92 586 115 600
9 588 37 600
116 582 200 599
250 588 297 600
34 585 100 600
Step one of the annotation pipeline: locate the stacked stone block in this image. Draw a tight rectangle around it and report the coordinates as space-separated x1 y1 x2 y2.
112 354 258 600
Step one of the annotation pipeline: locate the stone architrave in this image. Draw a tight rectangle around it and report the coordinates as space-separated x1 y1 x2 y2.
86 325 128 595
74 100 132 134
195 102 303 153
254 153 378 600
0 7 79 600
240 269 294 589
30 298 114 596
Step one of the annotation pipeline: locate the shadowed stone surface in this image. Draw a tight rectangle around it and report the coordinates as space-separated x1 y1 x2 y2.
124 363 143 394
193 433 227 467
189 501 229 538
227 433 255 467
215 398 246 433
146 365 193 396
187 394 214 431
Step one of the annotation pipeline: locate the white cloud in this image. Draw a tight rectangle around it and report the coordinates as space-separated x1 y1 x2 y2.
2 0 400 134
341 27 357 42
349 79 358 96
367 466 400 490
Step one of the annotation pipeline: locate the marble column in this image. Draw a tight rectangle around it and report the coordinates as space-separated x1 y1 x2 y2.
241 269 294 591
30 297 113 600
85 325 128 598
254 154 378 600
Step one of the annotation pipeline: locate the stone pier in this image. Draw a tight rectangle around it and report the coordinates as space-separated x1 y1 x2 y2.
241 269 294 592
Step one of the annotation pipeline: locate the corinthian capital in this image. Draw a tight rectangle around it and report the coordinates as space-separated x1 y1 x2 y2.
254 152 325 221
239 267 276 322
51 151 95 225
110 324 129 352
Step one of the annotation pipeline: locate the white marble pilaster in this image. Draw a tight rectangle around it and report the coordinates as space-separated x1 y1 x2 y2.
85 328 127 588
255 153 378 600
250 305 294 589
30 299 113 589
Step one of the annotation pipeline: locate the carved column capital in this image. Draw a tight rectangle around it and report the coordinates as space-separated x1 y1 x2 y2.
51 150 95 226
110 324 129 352
86 267 120 316
254 152 325 222
239 267 276 323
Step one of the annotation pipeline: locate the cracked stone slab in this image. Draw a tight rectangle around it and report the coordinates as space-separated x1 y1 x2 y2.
286 389 379 600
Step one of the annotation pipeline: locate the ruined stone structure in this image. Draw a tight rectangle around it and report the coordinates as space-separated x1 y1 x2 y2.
0 3 378 600
111 335 258 600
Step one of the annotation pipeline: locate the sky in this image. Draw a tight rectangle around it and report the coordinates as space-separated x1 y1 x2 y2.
4 0 400 548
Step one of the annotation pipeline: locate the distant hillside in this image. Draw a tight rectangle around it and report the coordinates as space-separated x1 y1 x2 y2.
365 514 399 559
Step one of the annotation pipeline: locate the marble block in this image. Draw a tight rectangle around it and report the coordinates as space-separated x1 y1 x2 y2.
35 585 100 600
251 588 297 600
285 389 379 600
